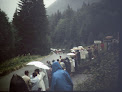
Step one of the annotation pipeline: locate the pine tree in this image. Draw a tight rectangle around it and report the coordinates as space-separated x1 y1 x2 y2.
0 9 14 62
13 0 50 55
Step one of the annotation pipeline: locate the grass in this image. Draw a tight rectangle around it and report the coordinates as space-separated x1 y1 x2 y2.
0 54 46 76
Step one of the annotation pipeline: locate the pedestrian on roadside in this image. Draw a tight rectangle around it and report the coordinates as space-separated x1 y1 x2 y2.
69 57 75 76
87 47 92 61
60 59 66 70
35 69 46 91
76 50 81 65
64 57 71 74
10 74 29 92
46 67 52 89
52 60 55 64
74 55 78 72
101 42 104 51
57 59 60 64
94 44 98 58
30 72 40 91
50 62 73 91
46 61 52 67
22 70 32 91
80 48 86 62
59 56 62 62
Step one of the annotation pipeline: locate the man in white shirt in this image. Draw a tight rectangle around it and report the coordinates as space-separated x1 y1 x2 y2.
30 72 40 91
22 70 32 91
35 69 46 91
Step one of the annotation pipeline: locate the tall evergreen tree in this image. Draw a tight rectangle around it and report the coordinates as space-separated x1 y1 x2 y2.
13 0 50 55
0 9 14 62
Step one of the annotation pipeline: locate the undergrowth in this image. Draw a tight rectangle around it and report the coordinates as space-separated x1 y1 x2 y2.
75 50 119 91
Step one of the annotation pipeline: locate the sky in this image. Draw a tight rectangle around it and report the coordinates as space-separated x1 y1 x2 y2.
0 0 56 21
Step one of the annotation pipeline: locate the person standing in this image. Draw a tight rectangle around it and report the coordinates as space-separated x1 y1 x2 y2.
94 44 98 57
46 61 52 67
10 74 29 92
50 62 73 91
59 56 62 61
87 47 92 61
80 48 86 62
101 42 104 51
46 67 52 89
76 50 81 65
42 69 49 91
30 72 40 91
60 59 66 70
22 70 32 91
74 55 78 72
64 57 71 74
69 57 75 76
35 69 46 91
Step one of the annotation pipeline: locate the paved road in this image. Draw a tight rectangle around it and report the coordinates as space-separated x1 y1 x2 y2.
0 53 68 91
0 53 92 91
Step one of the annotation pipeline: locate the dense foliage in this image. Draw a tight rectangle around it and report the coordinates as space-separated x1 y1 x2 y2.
47 0 100 15
13 0 50 55
0 9 15 62
0 0 50 63
49 0 121 49
75 50 119 91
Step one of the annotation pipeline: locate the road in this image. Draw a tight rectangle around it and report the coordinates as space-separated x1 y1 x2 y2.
0 53 92 91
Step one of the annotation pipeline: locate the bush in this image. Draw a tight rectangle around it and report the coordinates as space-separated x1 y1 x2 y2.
75 51 119 91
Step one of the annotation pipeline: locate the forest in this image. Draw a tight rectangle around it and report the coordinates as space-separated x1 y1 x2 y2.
0 0 121 63
0 0 50 62
48 0 121 49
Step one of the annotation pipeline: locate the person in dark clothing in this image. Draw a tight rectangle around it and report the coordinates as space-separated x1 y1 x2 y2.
93 44 98 57
74 55 78 72
52 60 55 64
64 57 71 74
101 42 104 51
46 61 52 68
50 62 73 91
76 50 81 65
87 47 92 61
9 74 29 92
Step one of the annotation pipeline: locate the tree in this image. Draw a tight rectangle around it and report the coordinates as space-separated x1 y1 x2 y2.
13 0 50 55
0 9 14 62
48 0 121 49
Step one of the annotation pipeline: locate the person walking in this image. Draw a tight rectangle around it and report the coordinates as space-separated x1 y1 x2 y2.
50 62 73 91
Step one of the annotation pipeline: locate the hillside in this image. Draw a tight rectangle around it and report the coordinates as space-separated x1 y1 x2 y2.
75 49 119 91
46 0 101 15
48 0 121 49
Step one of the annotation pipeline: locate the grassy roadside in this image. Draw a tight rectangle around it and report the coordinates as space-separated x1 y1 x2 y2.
0 54 51 77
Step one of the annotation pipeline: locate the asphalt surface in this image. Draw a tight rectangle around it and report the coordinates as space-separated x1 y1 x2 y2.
0 53 92 91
